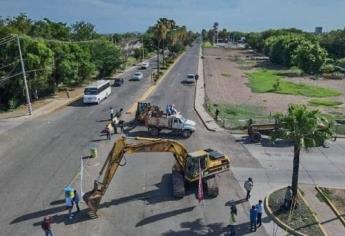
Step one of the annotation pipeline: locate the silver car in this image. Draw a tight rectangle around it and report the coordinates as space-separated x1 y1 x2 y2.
131 72 143 81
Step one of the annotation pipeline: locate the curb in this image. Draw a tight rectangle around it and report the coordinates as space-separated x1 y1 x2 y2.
125 51 186 114
264 186 326 236
315 186 345 228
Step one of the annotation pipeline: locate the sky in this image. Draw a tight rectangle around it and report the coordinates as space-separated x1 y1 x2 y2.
1 0 345 33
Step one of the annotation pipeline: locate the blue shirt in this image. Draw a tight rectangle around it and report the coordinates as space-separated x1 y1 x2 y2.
256 203 263 214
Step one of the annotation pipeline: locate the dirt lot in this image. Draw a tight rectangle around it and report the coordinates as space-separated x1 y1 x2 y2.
203 47 345 114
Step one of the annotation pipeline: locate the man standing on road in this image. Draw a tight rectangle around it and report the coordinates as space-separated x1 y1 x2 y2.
111 118 118 134
256 200 263 227
105 124 111 140
115 108 123 118
215 109 220 121
41 216 53 236
229 204 237 235
195 74 199 81
73 190 80 213
65 196 73 219
250 205 257 232
244 177 254 200
110 107 114 120
119 120 125 133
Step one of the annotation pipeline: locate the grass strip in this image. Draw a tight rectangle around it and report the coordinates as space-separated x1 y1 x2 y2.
247 69 341 97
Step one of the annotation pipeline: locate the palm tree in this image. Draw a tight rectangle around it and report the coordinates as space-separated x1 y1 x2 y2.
273 104 333 201
157 18 175 66
213 22 219 44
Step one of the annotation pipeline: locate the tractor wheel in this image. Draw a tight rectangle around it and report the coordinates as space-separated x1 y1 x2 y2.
150 127 160 136
182 130 191 138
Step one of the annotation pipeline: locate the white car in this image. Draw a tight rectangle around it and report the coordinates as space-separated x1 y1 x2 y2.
183 74 196 84
140 62 150 69
131 72 143 81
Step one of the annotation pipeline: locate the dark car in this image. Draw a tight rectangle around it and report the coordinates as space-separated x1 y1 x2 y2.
114 78 124 87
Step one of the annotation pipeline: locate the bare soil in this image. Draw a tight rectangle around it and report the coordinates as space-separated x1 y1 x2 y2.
203 47 345 114
321 187 345 216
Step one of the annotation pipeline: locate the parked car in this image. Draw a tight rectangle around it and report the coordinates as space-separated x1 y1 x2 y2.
131 72 144 81
183 74 196 84
140 62 150 69
113 78 124 87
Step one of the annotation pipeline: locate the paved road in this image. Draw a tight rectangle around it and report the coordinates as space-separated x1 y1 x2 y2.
0 58 158 235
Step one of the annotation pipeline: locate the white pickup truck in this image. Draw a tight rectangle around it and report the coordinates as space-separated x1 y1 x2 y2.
147 113 196 138
135 102 196 138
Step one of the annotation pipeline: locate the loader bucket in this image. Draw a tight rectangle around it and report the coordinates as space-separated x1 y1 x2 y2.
83 190 102 219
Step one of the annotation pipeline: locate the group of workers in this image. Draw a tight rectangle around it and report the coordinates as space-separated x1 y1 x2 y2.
105 107 125 140
166 104 178 116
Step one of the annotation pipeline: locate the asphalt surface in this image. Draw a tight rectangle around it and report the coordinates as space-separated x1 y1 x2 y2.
0 57 158 235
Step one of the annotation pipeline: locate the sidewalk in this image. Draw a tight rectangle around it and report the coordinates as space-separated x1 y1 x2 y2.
194 47 223 132
300 184 345 236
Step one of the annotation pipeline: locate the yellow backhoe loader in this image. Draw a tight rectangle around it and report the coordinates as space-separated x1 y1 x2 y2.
83 136 230 218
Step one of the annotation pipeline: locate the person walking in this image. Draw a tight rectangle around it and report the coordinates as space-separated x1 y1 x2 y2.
229 204 237 235
115 108 123 118
105 125 111 140
119 120 125 133
111 119 118 134
256 200 263 227
41 216 53 236
73 190 80 213
110 107 114 120
244 177 254 200
65 196 74 219
250 205 257 232
195 74 199 81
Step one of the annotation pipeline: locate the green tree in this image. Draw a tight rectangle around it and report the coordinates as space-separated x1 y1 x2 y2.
72 21 96 41
292 41 327 74
89 41 122 77
273 105 333 200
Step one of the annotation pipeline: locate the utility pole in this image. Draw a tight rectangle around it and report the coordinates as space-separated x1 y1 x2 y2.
17 36 32 115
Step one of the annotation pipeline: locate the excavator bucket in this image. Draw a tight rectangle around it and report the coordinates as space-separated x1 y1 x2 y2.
83 189 103 218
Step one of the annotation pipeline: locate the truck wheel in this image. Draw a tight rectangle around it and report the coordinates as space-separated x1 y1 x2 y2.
252 132 261 143
150 128 160 136
172 171 185 198
182 130 191 138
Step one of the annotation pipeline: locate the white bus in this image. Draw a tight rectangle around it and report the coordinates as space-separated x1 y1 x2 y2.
83 80 111 104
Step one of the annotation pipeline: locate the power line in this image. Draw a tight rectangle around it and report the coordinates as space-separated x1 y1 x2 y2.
0 36 16 46
0 68 47 85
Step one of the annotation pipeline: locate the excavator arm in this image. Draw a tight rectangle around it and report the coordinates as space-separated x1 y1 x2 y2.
83 136 189 218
